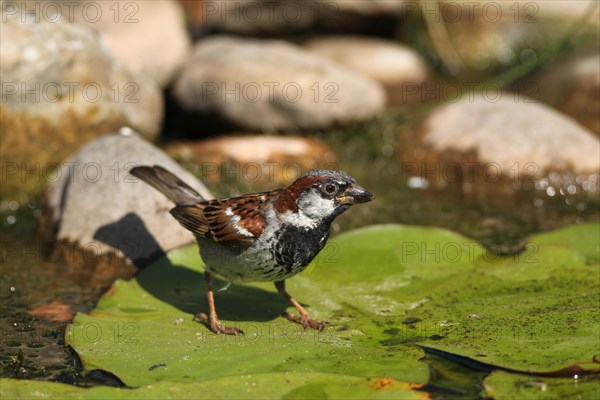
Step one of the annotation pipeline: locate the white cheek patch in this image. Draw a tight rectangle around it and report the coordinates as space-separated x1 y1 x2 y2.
279 189 337 228
225 207 254 237
299 191 336 219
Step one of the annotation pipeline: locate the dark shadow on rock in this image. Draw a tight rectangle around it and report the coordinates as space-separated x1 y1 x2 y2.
94 212 166 269
95 212 288 322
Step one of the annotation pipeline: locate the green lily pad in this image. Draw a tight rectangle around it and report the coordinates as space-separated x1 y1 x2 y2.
67 227 448 388
67 223 599 395
530 223 600 264
406 226 599 373
0 374 429 399
482 371 600 399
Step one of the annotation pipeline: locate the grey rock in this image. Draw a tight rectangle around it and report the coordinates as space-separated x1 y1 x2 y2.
1 9 163 198
1 5 163 138
66 0 190 87
173 36 385 131
421 94 600 175
46 130 213 267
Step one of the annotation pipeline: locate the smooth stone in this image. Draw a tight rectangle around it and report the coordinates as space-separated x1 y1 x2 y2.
72 0 190 87
42 130 212 284
400 93 600 200
173 35 385 132
421 94 600 175
1 10 163 199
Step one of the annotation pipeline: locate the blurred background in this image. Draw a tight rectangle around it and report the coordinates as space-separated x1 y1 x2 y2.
1 0 599 385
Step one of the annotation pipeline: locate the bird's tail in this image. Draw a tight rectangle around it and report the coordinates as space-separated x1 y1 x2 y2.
129 165 204 205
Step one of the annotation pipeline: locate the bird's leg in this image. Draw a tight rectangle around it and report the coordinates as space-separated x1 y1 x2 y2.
196 271 243 335
274 280 326 331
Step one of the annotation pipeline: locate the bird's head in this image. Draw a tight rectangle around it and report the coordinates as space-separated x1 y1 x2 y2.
275 170 374 228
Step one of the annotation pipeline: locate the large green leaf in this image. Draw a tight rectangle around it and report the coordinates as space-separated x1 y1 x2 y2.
65 223 599 396
530 223 600 264
411 225 599 373
67 227 451 388
0 375 428 399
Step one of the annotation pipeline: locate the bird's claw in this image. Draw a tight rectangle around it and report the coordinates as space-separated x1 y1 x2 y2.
283 311 328 331
194 312 244 335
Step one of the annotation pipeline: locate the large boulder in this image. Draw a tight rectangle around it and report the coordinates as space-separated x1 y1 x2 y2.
1 8 163 199
173 35 385 132
13 0 190 87
402 94 600 196
70 0 190 87
43 130 212 286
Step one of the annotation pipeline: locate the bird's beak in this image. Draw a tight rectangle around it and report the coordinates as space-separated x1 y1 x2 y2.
337 184 375 205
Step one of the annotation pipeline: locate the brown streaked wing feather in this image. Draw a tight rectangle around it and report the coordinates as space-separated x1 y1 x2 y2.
169 204 210 236
171 189 282 247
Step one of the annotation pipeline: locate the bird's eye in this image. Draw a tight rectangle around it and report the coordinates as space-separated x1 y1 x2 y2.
324 183 337 194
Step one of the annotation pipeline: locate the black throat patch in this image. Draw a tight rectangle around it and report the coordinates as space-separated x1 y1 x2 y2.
272 222 331 273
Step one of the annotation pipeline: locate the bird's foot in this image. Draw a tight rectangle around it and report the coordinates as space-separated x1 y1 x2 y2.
283 311 328 331
194 312 244 335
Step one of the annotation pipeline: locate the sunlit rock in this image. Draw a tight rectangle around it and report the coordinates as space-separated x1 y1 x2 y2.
400 94 600 199
42 130 211 286
173 36 385 132
1 7 163 199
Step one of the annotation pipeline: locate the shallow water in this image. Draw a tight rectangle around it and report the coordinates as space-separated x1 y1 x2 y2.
1 111 598 394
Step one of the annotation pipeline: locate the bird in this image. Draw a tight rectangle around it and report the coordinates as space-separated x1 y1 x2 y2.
130 165 374 335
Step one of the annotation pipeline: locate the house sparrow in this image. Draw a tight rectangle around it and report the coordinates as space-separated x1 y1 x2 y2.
130 166 374 335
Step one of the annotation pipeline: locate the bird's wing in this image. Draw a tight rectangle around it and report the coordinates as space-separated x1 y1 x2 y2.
169 189 282 247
